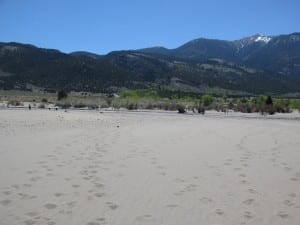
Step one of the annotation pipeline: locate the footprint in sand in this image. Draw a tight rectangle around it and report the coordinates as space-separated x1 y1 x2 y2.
248 188 259 194
18 193 37 200
26 170 37 175
174 178 185 183
54 193 64 197
87 222 100 225
44 203 57 209
243 198 255 205
283 199 294 207
277 211 289 219
24 219 37 225
215 209 224 216
30 176 42 182
166 204 178 208
25 212 39 218
46 222 56 225
159 172 166 176
0 199 12 206
59 209 72 215
94 193 106 198
199 197 213 204
12 184 20 189
240 180 249 184
135 214 156 223
173 192 183 196
67 201 76 208
244 211 254 219
213 171 222 177
96 217 106 222
288 193 297 198
284 166 293 171
185 184 198 192
106 202 119 210
2 191 11 196
94 183 104 188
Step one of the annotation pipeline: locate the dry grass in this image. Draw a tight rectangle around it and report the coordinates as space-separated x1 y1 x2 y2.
0 90 198 112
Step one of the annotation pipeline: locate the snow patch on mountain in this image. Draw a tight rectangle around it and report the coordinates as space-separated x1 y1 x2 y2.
254 35 272 43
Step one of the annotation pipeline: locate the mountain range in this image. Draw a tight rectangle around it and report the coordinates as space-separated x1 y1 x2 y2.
1 32 300 95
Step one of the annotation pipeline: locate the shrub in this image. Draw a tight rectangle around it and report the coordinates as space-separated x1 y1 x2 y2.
55 102 71 109
228 102 234 109
159 102 182 111
145 102 154 110
127 103 137 110
266 106 276 115
177 105 186 113
201 94 214 107
38 103 45 108
106 98 112 106
7 100 22 106
252 95 267 106
274 105 290 113
57 90 68 100
265 96 273 105
73 103 87 108
197 106 205 114
87 104 98 110
41 98 48 103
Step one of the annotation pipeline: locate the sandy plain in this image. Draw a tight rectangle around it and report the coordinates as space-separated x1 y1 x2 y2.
0 109 300 225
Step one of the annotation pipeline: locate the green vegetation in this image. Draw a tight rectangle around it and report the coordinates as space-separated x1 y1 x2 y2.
1 89 300 115
201 94 214 107
57 90 68 100
120 89 159 100
116 88 300 114
265 96 273 105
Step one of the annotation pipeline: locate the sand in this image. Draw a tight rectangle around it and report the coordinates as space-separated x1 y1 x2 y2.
0 109 300 225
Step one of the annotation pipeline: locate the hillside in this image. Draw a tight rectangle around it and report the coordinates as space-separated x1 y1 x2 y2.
0 43 142 92
138 33 300 78
1 32 300 95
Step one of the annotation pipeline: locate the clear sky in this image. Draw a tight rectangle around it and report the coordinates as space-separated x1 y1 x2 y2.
0 0 299 54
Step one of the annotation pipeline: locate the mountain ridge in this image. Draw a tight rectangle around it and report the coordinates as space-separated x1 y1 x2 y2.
1 32 300 95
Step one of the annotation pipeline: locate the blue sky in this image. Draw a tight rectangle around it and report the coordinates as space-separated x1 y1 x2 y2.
0 0 299 54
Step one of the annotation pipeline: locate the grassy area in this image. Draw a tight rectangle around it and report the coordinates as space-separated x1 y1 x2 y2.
1 89 300 114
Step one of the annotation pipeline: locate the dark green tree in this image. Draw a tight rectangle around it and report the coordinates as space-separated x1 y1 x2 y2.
201 94 214 107
57 90 68 100
265 96 273 105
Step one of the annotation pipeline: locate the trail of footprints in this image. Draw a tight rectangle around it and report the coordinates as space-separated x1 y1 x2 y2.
218 133 300 222
0 128 123 225
1 122 300 225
